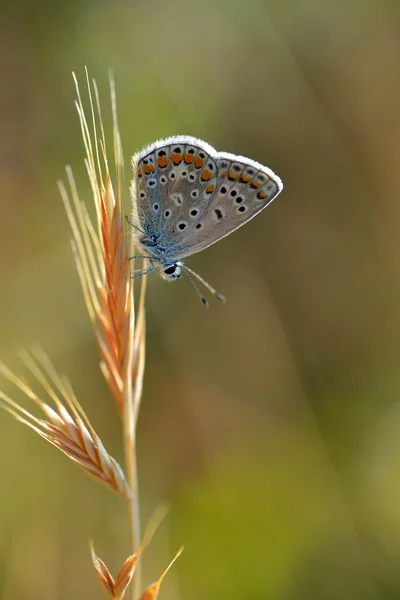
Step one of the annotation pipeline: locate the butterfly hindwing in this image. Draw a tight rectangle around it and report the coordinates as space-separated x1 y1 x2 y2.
168 151 283 260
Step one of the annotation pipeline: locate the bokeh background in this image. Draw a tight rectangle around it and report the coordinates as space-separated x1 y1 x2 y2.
2 0 400 598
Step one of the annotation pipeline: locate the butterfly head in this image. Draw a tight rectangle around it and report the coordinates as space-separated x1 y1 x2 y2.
160 261 183 281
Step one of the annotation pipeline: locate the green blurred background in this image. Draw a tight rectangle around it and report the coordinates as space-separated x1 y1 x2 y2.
2 0 400 598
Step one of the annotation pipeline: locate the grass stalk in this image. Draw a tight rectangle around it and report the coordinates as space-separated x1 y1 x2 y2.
0 69 181 600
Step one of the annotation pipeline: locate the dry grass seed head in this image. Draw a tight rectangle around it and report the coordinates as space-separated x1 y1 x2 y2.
0 349 131 498
59 70 146 420
90 505 169 599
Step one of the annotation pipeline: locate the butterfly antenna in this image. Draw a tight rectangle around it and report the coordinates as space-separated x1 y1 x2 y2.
181 266 209 308
182 265 227 304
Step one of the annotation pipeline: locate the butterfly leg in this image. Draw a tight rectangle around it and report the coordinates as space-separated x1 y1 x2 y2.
132 260 156 279
125 215 146 235
128 255 154 261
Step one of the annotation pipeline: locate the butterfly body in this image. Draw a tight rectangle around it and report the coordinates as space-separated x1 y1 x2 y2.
135 232 184 281
129 136 283 302
132 227 184 280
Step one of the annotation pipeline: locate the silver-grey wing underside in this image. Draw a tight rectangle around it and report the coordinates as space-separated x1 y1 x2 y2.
130 136 283 262
167 151 283 260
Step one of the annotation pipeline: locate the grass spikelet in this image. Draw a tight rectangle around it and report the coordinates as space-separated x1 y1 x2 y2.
90 505 169 599
58 69 146 419
0 350 130 498
139 547 184 600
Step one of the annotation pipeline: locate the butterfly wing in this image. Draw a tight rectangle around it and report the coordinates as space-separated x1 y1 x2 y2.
131 137 283 262
130 139 170 238
167 151 283 260
130 136 219 249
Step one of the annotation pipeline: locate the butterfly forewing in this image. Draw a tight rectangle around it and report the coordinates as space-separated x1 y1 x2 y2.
131 147 159 237
131 136 219 248
156 142 218 251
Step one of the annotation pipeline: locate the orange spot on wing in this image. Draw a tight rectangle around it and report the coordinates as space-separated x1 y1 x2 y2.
171 152 182 165
228 171 239 180
201 169 212 181
240 173 251 183
143 164 155 174
257 190 267 199
184 153 194 163
206 184 215 194
137 167 143 177
157 156 169 168
250 180 261 188
195 157 205 169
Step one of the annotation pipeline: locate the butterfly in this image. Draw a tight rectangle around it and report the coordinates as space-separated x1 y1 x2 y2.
128 136 283 306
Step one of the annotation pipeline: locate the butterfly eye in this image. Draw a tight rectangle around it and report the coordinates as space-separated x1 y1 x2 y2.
164 265 176 275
